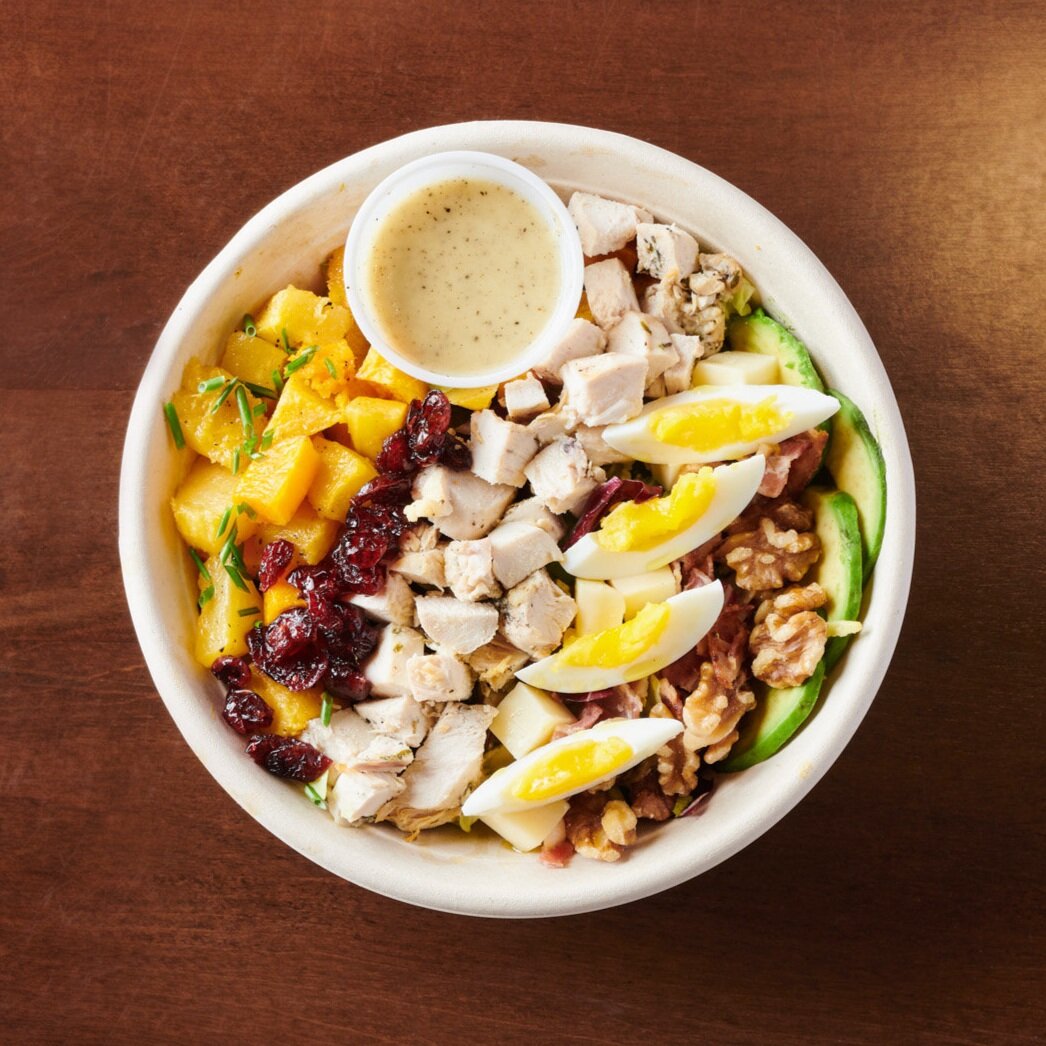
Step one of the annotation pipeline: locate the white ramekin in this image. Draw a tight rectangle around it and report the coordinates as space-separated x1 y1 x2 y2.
344 150 584 387
119 121 915 919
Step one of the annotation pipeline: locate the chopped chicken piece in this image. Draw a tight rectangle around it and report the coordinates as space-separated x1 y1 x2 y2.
560 354 647 427
470 410 539 488
415 595 499 655
407 651 475 703
399 523 440 553
500 568 577 659
328 770 405 827
636 222 699 280
349 571 416 626
362 625 425 698
583 258 640 330
503 373 550 420
355 693 431 747
464 634 531 691
532 318 606 383
663 333 702 393
528 407 572 445
351 734 415 772
301 708 378 767
575 424 631 465
501 496 566 542
444 538 501 602
390 547 446 589
606 311 676 389
643 274 726 354
378 702 497 832
568 191 651 257
524 437 604 514
489 521 563 589
405 465 516 540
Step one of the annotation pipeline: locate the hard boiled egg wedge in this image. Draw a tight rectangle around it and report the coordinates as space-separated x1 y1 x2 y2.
563 455 765 580
517 582 724 693
602 384 839 465
461 716 683 817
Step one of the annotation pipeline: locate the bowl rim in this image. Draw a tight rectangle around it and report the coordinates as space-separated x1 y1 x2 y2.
119 120 916 918
344 149 584 387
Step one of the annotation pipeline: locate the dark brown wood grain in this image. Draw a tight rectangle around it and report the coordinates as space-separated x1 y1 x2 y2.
2 1 1043 1043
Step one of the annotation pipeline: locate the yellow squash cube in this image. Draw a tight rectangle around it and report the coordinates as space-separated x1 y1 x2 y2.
263 580 305 624
170 360 265 470
236 435 319 525
325 247 371 363
264 370 342 443
356 348 428 404
257 503 339 564
219 332 286 393
194 553 262 667
342 396 408 460
294 339 357 401
249 670 323 736
170 459 258 555
307 437 377 520
255 285 350 349
437 384 498 410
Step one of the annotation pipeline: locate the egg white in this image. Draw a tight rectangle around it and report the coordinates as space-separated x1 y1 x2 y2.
564 455 765 580
516 581 724 693
461 716 684 816
602 384 840 464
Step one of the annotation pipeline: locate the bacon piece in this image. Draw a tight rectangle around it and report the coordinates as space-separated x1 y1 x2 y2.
539 837 575 868
758 430 829 498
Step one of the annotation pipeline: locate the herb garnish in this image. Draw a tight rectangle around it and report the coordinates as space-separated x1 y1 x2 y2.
324 357 338 378
163 403 185 449
243 314 257 337
320 691 333 727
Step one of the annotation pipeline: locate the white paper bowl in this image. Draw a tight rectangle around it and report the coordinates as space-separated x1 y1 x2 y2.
119 121 915 919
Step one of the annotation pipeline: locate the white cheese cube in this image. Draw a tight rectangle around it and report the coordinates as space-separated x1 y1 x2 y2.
692 350 779 385
481 800 569 852
490 682 575 758
610 567 680 618
574 579 626 635
362 625 426 697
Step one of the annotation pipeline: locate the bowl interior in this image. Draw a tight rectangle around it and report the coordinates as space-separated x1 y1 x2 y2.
119 121 914 918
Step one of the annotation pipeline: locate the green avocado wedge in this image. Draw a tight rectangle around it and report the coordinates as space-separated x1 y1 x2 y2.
823 391 887 580
719 661 827 772
805 488 864 672
726 308 825 392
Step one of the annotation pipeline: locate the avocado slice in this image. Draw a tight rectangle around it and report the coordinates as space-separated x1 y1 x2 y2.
719 660 826 772
823 391 887 580
805 488 863 671
727 308 825 392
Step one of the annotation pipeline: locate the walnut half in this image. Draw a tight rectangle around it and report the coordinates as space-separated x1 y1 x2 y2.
750 583 829 688
718 516 821 593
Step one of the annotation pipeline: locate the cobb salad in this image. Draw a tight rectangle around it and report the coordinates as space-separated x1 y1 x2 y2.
163 186 885 865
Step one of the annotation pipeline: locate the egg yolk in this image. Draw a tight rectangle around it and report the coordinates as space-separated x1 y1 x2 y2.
559 601 670 668
595 468 716 551
510 737 634 802
650 396 792 451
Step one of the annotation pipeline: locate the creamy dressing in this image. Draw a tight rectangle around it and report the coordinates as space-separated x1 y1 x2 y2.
364 178 560 377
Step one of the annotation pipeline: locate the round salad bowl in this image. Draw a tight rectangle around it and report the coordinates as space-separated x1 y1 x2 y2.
119 121 915 918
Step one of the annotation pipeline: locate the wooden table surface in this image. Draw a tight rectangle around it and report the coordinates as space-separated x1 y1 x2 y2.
3 2 1043 1042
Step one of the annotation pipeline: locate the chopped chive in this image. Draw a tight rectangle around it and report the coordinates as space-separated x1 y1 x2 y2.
163 402 185 449
189 549 211 581
320 691 333 727
284 346 317 375
224 563 249 592
197 376 226 393
243 313 257 337
237 606 261 617
252 402 267 417
209 379 237 414
241 380 277 400
280 327 291 354
324 357 337 378
235 385 252 435
219 523 239 564
271 369 284 394
236 502 257 519
228 540 247 574
260 430 274 451
232 448 240 475
197 585 215 608
215 506 233 538
303 783 326 809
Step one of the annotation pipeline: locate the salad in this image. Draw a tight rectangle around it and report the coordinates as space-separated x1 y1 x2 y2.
163 188 886 865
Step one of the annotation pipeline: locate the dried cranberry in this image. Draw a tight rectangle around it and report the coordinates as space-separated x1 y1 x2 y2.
245 734 331 781
324 660 371 702
354 473 412 507
406 391 452 465
257 538 294 592
439 433 472 471
265 607 316 658
376 427 412 473
222 689 273 734
211 655 251 689
246 620 328 691
563 477 662 549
